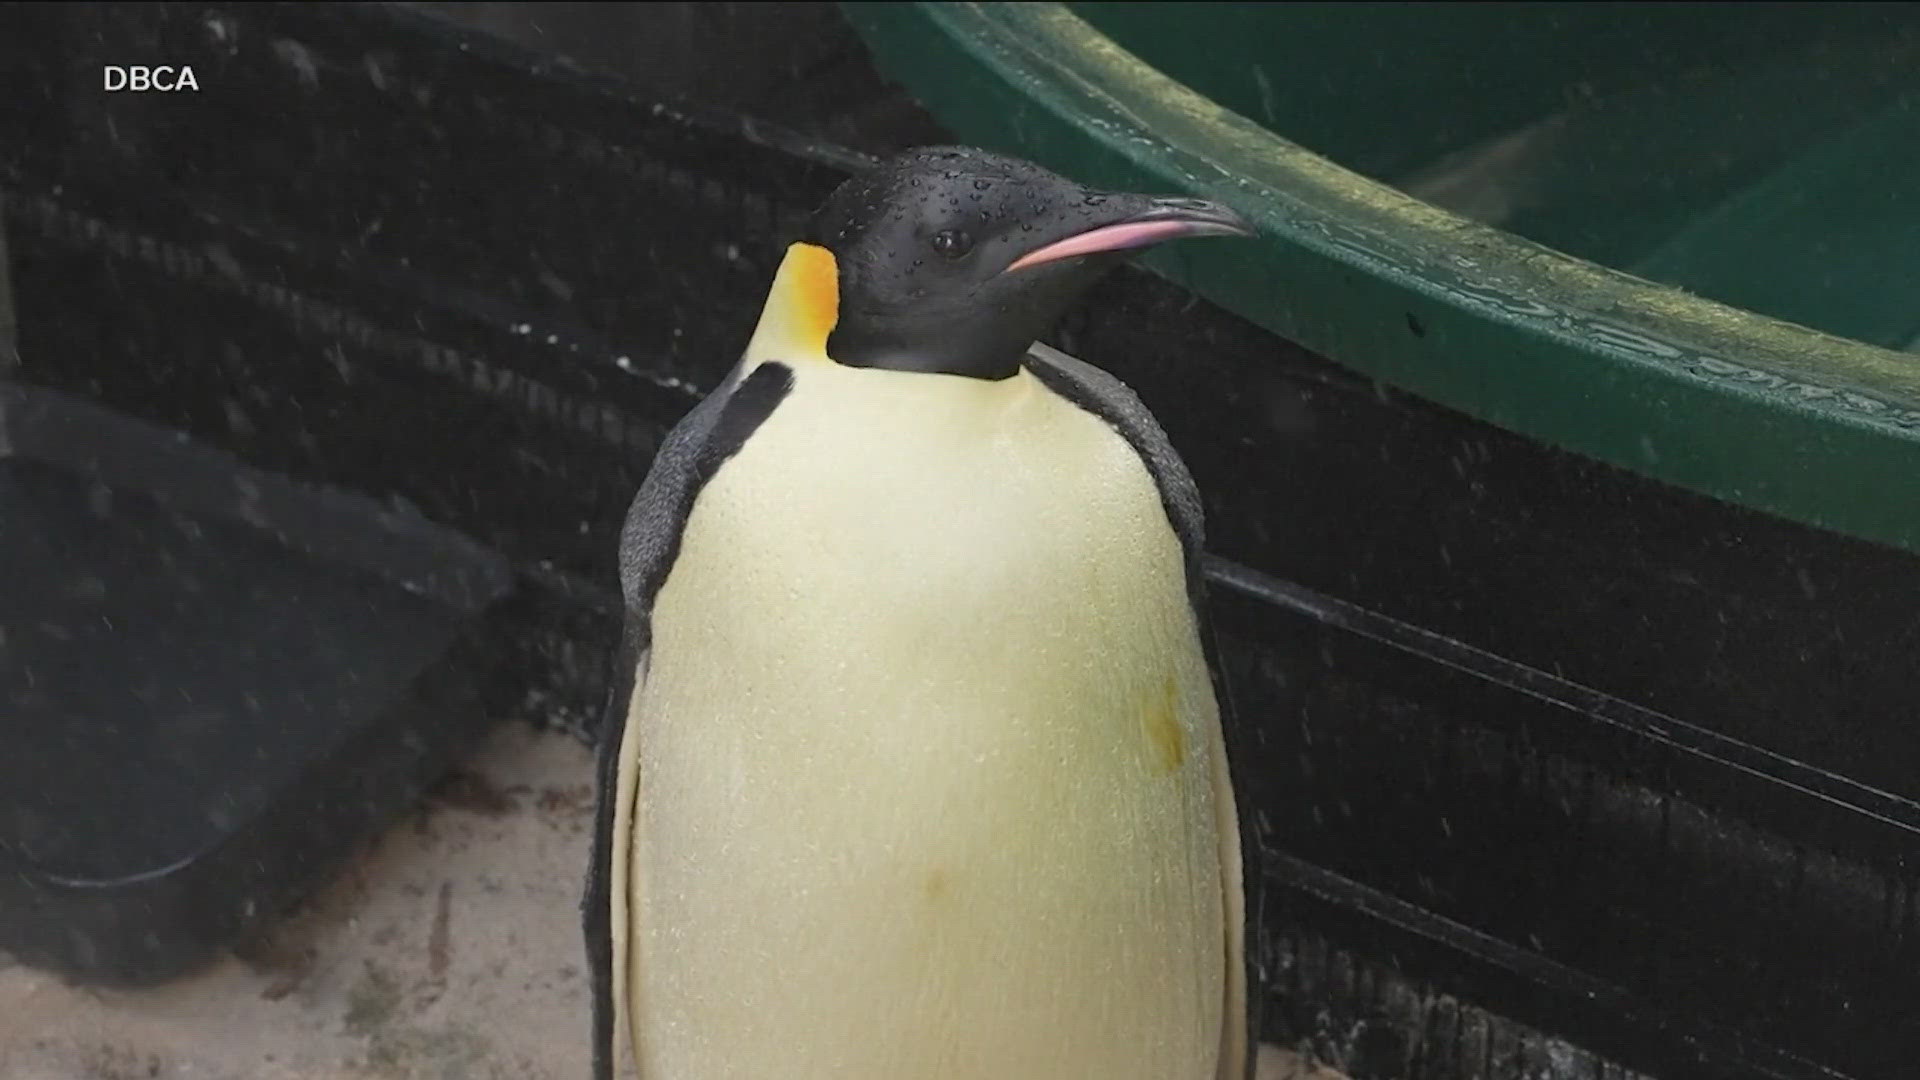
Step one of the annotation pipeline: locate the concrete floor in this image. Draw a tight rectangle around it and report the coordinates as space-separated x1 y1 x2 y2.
0 721 1339 1080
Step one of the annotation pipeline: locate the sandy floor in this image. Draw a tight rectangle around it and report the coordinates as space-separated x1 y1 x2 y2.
0 721 1337 1080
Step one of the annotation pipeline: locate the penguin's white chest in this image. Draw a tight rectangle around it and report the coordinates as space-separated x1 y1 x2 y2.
626 362 1227 1079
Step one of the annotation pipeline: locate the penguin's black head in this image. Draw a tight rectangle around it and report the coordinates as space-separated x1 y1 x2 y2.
803 146 1252 381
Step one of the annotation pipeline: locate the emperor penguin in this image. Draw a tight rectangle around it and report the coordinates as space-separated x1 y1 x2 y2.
586 146 1255 1080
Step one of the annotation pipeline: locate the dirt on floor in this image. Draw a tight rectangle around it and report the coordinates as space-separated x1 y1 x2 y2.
0 720 1340 1080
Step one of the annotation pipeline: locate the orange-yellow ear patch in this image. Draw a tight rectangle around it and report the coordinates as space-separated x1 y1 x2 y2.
1141 676 1184 774
783 242 839 351
745 242 841 363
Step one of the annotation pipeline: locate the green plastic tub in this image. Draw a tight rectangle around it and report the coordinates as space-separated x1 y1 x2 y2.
847 2 1920 555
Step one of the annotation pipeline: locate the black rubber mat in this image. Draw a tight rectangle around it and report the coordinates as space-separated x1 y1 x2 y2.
0 385 513 983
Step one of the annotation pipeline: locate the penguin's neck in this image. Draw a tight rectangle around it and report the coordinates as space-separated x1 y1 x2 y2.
742 243 839 370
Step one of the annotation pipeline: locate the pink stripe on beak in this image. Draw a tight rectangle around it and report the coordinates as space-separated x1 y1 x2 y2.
1003 219 1204 274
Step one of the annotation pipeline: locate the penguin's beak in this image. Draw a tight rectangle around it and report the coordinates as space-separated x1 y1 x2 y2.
1002 196 1253 275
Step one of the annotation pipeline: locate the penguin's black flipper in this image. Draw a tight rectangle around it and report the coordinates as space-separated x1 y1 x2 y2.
1024 342 1258 1080
585 359 796 1080
1199 602 1260 1080
585 629 643 1080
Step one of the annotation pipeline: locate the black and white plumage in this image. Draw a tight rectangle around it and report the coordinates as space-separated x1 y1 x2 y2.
585 147 1254 1080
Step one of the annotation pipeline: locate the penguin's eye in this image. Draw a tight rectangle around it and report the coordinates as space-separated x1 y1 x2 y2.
930 228 974 259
